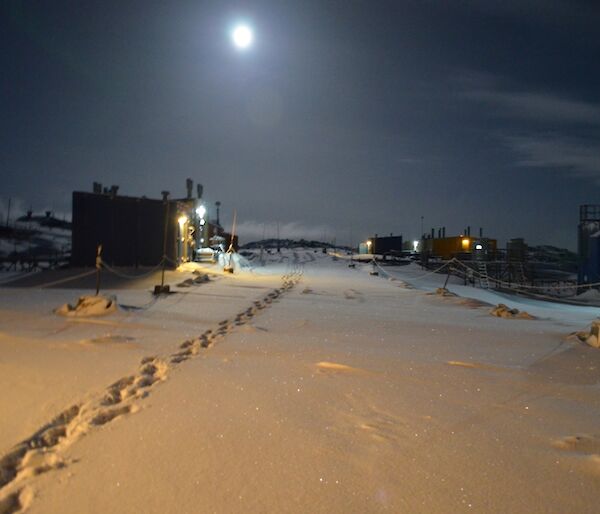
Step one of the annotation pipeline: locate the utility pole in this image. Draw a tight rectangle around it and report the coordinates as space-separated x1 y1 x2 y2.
6 197 11 227
215 201 221 226
154 191 171 295
277 221 280 253
420 215 424 238
161 199 170 286
260 222 266 266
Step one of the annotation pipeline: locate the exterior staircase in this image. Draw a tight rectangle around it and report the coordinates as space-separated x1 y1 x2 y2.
515 262 527 285
478 262 491 289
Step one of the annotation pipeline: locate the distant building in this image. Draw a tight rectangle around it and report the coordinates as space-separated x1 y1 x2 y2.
71 181 236 268
422 235 497 260
506 238 528 262
358 242 370 255
365 234 403 255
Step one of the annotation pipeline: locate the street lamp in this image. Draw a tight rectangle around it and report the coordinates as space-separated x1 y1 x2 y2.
195 204 207 251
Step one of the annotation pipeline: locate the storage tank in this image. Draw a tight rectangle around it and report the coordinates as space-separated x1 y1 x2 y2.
578 205 600 285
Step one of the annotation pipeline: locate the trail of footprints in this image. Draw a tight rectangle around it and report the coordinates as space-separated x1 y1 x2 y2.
0 271 302 512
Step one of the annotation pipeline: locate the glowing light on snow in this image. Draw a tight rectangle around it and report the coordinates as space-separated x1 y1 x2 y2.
232 25 253 49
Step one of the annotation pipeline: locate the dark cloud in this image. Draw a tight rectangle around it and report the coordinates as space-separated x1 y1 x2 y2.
466 89 600 125
459 0 600 25
505 134 600 181
459 75 600 183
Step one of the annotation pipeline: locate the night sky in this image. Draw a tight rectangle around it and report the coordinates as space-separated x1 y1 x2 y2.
1 0 599 248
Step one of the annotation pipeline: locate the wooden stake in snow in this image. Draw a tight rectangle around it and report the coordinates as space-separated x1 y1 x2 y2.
95 244 103 295
443 263 452 290
227 209 237 253
224 209 237 273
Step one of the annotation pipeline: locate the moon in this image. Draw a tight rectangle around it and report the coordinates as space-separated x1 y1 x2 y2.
232 25 253 49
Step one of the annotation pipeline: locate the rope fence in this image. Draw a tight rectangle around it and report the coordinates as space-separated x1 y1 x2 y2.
38 269 97 289
448 258 600 291
101 260 166 280
371 258 452 281
370 257 600 303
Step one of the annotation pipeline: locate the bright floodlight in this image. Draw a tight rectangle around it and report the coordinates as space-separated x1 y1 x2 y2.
196 205 206 218
232 25 253 49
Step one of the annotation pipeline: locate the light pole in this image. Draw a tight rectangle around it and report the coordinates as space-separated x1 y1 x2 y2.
196 204 206 250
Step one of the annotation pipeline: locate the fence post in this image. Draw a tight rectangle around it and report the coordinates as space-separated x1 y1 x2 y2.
161 200 170 288
95 244 102 295
443 263 452 289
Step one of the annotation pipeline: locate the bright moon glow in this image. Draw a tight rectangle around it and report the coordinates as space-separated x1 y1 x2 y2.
232 25 253 49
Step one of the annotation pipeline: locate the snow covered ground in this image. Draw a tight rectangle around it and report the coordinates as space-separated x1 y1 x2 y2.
1 250 600 513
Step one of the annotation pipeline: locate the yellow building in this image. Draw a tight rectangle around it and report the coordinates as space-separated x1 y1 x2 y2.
423 236 497 260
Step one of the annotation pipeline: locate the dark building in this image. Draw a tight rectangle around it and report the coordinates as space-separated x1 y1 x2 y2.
72 190 180 267
368 234 403 255
506 238 528 262
72 182 234 267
